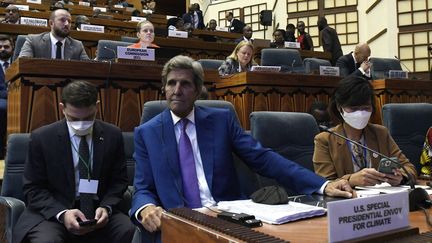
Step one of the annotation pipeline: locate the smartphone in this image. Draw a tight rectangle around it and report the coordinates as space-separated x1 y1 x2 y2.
378 157 399 174
78 219 97 227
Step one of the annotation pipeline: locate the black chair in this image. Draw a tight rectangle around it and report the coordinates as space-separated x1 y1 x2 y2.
96 40 131 61
140 100 260 196
382 103 432 173
0 133 140 243
121 36 139 43
303 58 332 74
250 111 320 194
369 57 402 79
261 48 305 73
198 59 224 70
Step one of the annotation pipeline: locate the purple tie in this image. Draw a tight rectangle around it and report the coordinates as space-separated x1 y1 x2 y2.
178 119 201 208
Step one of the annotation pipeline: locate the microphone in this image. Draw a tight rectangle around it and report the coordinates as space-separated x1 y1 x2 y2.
394 55 418 80
319 125 431 211
290 59 296 73
103 46 117 62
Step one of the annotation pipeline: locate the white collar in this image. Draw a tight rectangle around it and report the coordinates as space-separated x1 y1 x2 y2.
170 107 195 126
50 32 66 45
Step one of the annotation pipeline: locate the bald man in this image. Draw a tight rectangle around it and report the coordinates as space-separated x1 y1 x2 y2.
336 43 371 78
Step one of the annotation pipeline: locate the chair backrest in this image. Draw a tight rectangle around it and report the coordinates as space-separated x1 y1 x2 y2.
303 58 332 74
198 59 224 70
13 35 27 61
370 57 402 79
1 133 30 200
121 36 139 43
261 48 305 73
140 100 239 124
96 40 131 61
382 103 432 173
250 111 319 172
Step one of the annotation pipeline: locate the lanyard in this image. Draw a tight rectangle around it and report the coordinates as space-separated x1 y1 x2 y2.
342 128 369 170
71 136 93 180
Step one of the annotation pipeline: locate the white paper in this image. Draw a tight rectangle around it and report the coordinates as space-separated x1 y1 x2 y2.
79 179 98 194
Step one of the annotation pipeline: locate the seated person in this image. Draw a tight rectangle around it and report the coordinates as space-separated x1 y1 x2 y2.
0 5 20 24
235 25 253 44
167 17 184 31
336 43 371 78
74 15 90 30
142 0 156 12
313 76 417 187
207 19 217 31
309 101 333 128
59 0 74 5
19 9 90 60
270 29 286 48
285 23 296 42
420 127 432 175
218 41 255 76
128 20 159 48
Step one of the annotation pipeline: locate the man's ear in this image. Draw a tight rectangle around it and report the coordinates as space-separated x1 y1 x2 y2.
49 19 53 28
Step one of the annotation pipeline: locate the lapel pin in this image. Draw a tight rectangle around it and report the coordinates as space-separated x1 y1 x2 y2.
99 137 104 141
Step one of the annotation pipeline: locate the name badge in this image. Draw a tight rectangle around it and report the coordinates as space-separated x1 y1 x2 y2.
79 179 99 194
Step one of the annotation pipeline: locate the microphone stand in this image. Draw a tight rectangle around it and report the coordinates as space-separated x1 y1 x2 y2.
319 125 431 211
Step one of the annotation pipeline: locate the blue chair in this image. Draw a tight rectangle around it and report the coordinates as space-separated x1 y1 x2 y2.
303 58 332 74
370 57 402 79
198 59 224 70
382 103 432 174
261 48 305 73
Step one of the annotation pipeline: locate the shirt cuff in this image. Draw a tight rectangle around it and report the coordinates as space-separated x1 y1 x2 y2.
56 210 68 223
318 181 330 195
134 203 155 221
358 67 371 77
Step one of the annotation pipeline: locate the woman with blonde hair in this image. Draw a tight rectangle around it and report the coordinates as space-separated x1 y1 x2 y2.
218 40 255 76
128 20 160 48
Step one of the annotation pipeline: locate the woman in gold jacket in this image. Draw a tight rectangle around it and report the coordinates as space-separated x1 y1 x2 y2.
313 76 417 187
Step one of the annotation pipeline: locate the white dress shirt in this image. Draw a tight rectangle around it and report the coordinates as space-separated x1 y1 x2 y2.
50 33 66 59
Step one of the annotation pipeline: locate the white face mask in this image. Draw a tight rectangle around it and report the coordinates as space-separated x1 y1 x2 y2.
340 108 372 130
67 120 94 136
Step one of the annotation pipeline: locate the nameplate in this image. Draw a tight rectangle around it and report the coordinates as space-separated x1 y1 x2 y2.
78 1 90 6
131 16 146 22
113 4 124 8
117 46 155 61
389 70 408 79
142 9 153 14
168 30 188 38
27 0 41 4
166 15 177 19
93 7 106 12
284 41 300 49
80 24 104 33
14 4 30 11
216 26 229 32
327 191 409 242
20 17 47 26
319 66 340 76
250 66 281 72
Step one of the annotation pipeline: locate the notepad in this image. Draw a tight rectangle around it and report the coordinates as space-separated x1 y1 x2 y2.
217 199 326 225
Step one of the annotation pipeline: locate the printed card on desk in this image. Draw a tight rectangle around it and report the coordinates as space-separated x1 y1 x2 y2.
78 1 90 6
81 24 104 33
284 41 300 49
117 46 155 61
327 191 409 242
320 66 340 76
168 30 188 38
93 7 106 12
14 5 30 11
250 66 281 72
131 16 146 22
27 0 41 4
20 17 47 27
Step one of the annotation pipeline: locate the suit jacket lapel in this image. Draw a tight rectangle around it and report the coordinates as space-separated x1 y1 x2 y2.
194 106 214 190
57 120 75 193
91 121 104 179
334 124 355 174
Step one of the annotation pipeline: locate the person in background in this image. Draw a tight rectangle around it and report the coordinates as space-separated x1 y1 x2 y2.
309 101 332 128
207 19 217 31
336 43 371 78
52 1 65 9
182 5 195 28
167 17 184 31
313 76 417 187
317 17 343 66
92 8 102 18
285 23 296 42
270 29 286 48
59 0 74 5
420 127 432 175
131 55 354 243
74 15 90 31
297 21 313 51
235 25 253 44
1 5 20 24
218 41 255 76
142 0 155 13
0 34 13 159
192 3 205 29
128 20 159 48
225 12 245 33
118 0 129 7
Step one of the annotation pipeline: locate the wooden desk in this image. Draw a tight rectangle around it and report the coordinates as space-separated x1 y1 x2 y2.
4 58 218 134
215 72 432 129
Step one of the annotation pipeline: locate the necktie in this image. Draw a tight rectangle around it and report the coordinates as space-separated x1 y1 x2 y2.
78 135 95 219
352 143 366 170
55 41 62 59
178 119 201 208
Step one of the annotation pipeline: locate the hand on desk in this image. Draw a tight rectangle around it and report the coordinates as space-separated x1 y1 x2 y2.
325 179 356 198
140 205 164 233
349 168 387 186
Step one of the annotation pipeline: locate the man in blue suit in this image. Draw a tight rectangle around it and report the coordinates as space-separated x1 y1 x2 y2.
131 55 354 239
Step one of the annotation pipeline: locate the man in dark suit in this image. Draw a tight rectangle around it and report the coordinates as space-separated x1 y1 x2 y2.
235 25 253 44
130 55 354 242
13 80 135 243
19 9 89 60
226 12 245 33
336 43 372 78
0 34 13 158
0 5 20 24
318 17 343 66
193 3 205 29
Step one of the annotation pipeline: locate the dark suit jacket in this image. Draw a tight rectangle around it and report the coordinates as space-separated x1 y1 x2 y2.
131 106 326 222
320 26 343 66
336 52 371 79
13 120 128 243
18 32 90 60
0 66 7 99
313 124 417 182
182 13 194 25
229 19 245 33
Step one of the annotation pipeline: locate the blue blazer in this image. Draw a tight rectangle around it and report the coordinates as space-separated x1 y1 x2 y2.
130 106 326 223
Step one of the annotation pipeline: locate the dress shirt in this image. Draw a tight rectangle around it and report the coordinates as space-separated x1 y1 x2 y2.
193 11 199 29
0 58 11 73
50 33 66 59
